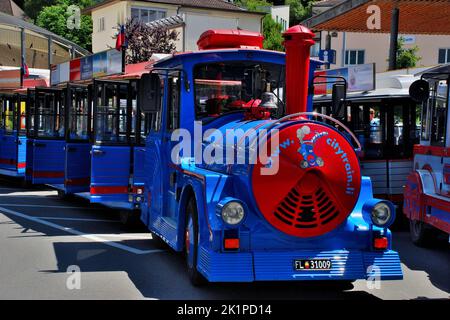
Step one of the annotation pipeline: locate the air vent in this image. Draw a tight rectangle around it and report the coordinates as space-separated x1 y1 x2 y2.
274 183 340 230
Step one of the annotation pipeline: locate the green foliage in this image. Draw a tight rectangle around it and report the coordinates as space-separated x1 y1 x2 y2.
286 0 316 25
262 15 284 51
234 0 272 11
396 37 421 69
235 0 284 51
23 0 54 21
35 0 93 51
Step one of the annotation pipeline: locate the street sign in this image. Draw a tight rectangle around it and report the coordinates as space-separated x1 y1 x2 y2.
319 49 336 64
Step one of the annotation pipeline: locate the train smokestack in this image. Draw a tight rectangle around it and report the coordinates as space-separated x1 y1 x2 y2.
283 25 315 115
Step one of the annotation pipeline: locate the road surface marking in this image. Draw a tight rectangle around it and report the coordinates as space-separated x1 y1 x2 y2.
38 217 119 223
0 206 164 255
0 204 104 210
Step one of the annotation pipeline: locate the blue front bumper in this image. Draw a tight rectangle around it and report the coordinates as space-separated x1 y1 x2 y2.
197 247 403 282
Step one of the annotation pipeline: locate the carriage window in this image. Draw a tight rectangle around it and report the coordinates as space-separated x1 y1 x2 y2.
167 75 180 131
36 91 65 138
95 83 129 144
68 88 89 141
3 97 15 133
145 75 164 133
194 61 285 122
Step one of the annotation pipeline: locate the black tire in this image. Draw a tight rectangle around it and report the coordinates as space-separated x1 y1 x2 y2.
185 197 206 286
57 189 71 200
409 219 435 246
119 209 140 227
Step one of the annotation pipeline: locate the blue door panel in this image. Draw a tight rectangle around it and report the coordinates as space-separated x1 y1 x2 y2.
65 142 91 194
25 139 34 181
32 139 66 184
90 145 130 204
133 146 146 186
0 134 18 170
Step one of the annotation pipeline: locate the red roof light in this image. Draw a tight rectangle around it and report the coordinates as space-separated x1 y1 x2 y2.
197 29 264 50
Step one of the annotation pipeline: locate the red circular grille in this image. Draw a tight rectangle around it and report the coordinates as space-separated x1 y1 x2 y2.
252 122 361 238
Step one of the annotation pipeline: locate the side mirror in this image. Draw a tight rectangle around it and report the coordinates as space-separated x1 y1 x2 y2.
409 79 430 103
139 73 161 112
332 83 346 119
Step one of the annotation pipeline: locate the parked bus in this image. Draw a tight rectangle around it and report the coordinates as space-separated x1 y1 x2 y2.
314 73 422 205
404 64 450 245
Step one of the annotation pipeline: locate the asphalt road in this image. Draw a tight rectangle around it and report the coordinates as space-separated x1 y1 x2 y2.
0 178 448 300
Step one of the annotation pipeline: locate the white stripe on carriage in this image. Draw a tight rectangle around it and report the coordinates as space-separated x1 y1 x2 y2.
0 206 165 255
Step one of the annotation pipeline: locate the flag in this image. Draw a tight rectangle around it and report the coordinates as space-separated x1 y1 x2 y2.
116 25 126 51
22 61 29 78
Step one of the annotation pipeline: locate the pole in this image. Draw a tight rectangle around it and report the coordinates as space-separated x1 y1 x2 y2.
388 7 400 70
20 27 25 87
325 32 331 70
48 36 53 69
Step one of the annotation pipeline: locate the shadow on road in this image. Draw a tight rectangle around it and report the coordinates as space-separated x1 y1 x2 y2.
0 208 380 300
392 231 449 294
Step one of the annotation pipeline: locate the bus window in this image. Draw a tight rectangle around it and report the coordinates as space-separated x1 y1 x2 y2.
430 81 448 146
393 104 404 146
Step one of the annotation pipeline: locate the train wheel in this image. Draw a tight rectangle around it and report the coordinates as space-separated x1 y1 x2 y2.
57 190 72 200
185 197 206 286
119 209 140 227
409 219 435 246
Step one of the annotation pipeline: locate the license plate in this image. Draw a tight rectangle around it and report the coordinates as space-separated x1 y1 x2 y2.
294 259 332 271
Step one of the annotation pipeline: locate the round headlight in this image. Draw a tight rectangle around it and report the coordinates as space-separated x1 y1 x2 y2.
371 202 392 226
221 201 245 225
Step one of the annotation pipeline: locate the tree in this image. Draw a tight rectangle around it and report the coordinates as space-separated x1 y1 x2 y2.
35 0 93 51
235 0 284 51
262 15 284 51
24 0 54 22
286 0 316 25
396 37 421 69
117 18 178 64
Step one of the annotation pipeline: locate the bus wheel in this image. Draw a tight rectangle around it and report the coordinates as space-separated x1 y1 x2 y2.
185 198 206 286
409 219 435 246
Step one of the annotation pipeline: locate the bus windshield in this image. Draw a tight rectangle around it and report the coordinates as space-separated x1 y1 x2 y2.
194 61 285 122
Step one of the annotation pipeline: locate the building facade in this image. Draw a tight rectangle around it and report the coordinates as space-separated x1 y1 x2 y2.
84 0 265 53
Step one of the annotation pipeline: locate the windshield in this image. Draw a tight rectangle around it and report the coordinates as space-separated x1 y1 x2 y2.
194 61 285 122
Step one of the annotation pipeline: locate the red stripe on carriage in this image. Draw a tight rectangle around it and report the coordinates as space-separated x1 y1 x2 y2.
0 158 16 165
90 186 128 195
0 159 26 168
65 178 91 186
33 171 65 178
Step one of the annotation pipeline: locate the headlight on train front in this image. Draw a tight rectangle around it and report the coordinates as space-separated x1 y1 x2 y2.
217 198 246 226
363 199 396 227
371 202 392 226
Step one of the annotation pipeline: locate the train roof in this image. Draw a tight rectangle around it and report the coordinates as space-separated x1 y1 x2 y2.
314 68 425 102
153 48 323 68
